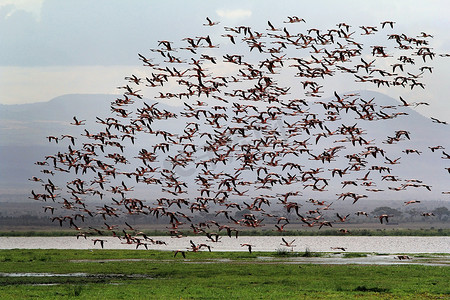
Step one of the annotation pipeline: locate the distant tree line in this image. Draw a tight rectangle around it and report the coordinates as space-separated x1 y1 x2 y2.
0 206 448 229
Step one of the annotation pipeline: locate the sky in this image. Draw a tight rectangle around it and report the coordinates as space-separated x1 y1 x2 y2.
0 0 449 119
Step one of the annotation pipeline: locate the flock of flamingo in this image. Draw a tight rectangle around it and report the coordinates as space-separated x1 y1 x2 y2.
30 17 449 255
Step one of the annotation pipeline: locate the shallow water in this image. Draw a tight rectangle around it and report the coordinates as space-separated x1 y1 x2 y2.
0 236 449 253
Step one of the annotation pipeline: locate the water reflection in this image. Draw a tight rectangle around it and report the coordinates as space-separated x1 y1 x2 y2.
1 236 449 253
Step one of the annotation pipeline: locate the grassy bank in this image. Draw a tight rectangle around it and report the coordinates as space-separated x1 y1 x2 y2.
1 227 449 237
0 249 449 299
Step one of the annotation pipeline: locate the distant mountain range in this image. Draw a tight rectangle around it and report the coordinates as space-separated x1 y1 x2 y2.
0 91 449 201
1 94 113 147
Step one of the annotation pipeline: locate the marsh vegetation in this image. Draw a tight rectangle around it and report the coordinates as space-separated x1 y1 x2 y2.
0 249 448 299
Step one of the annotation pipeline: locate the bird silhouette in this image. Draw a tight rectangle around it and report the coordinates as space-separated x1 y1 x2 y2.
29 15 449 252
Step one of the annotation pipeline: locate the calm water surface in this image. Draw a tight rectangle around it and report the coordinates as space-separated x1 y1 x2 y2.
1 236 449 253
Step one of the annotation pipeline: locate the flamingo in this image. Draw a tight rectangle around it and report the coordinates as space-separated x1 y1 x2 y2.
71 116 86 126
92 239 107 249
174 250 186 258
241 243 254 254
376 214 393 224
331 247 347 251
204 17 219 26
280 238 296 248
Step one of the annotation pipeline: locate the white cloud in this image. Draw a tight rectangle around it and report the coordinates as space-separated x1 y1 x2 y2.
216 9 252 20
0 0 43 20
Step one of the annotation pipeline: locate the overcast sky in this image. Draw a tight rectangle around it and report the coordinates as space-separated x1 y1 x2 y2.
1 0 449 119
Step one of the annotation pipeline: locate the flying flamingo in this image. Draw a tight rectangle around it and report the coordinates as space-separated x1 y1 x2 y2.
241 243 254 254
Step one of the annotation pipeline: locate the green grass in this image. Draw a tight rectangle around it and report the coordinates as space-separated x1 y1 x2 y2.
0 250 448 299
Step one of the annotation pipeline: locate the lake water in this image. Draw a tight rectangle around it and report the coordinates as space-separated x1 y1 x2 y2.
0 236 449 253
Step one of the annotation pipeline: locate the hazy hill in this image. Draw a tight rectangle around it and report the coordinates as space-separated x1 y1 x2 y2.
0 94 113 147
0 94 179 193
0 91 449 201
